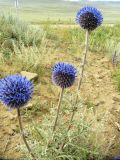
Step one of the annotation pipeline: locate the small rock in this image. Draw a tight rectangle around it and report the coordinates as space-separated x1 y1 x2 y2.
114 122 120 131
96 84 99 87
93 74 99 79
112 96 120 102
9 113 17 120
21 71 38 81
93 74 103 80
94 101 105 106
95 102 99 106
112 100 116 104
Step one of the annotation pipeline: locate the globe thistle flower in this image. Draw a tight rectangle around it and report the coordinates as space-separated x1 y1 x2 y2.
0 75 33 108
76 6 103 31
52 62 77 88
0 75 36 159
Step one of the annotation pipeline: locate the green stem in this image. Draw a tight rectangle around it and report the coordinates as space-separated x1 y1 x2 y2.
78 30 89 90
68 30 89 130
53 88 64 132
61 30 89 150
17 108 36 160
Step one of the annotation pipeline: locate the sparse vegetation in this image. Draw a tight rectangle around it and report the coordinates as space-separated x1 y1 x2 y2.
21 93 104 160
0 14 44 49
0 13 120 160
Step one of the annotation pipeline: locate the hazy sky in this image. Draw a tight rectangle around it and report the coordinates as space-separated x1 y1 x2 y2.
89 0 120 2
65 0 120 1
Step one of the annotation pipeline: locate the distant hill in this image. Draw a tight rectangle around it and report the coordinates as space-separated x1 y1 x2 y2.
0 0 120 8
0 0 120 24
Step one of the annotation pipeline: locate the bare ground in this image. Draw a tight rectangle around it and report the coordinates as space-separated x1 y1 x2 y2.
0 52 120 159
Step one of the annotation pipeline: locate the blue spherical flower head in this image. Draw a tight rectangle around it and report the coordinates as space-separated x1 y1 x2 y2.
0 75 34 109
76 6 103 31
52 62 77 88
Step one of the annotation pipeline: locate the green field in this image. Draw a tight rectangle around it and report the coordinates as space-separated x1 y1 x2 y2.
0 0 120 24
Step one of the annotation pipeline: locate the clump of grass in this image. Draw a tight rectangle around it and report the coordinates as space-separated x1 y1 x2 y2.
0 13 44 50
45 25 120 57
112 69 120 90
0 33 55 77
11 37 51 75
90 26 120 54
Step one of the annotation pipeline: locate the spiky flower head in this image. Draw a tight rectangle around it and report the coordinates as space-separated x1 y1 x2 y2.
0 75 33 109
76 6 103 31
52 62 77 88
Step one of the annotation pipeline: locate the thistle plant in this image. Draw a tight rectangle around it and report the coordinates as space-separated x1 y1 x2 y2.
66 6 103 134
112 50 120 65
0 75 36 160
52 62 77 132
76 6 103 90
112 50 118 63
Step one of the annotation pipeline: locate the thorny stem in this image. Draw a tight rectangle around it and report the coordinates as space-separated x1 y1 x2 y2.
61 30 89 150
17 108 36 160
47 88 64 149
68 30 89 131
53 88 64 132
78 30 89 90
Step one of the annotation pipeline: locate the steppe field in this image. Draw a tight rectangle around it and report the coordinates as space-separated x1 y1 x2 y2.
0 0 120 160
0 0 120 23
